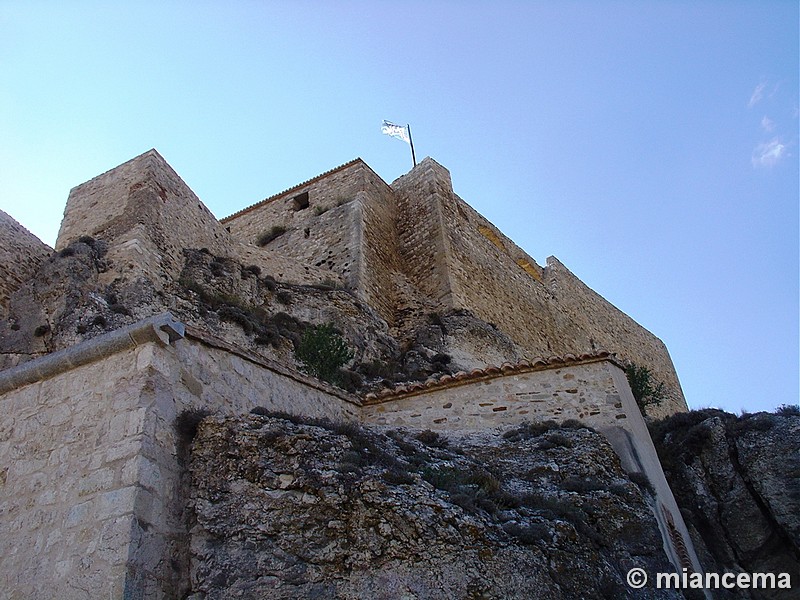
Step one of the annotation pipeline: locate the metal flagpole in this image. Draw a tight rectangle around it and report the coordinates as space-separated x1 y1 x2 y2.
407 124 417 167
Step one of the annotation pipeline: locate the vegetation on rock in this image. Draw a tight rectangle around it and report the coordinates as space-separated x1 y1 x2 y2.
189 413 681 599
626 363 666 416
295 323 354 386
256 225 287 246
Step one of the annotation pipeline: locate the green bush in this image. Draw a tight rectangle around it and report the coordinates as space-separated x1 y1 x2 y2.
626 364 666 415
295 323 354 385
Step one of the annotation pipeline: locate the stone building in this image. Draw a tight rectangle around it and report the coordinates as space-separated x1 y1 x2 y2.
0 150 701 597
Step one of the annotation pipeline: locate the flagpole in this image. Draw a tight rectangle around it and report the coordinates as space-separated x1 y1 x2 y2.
407 124 417 167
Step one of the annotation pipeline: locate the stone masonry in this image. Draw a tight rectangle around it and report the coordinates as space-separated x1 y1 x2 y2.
222 154 686 419
0 210 52 319
0 150 700 597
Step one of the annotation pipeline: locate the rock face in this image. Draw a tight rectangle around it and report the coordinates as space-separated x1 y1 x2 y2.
651 410 800 599
188 414 681 599
0 235 514 391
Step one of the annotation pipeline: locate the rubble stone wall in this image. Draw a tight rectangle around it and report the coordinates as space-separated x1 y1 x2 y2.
0 210 52 318
391 159 456 310
362 357 702 576
0 323 358 599
221 161 366 291
55 150 234 289
356 172 403 325
394 159 686 415
542 257 685 419
47 151 686 415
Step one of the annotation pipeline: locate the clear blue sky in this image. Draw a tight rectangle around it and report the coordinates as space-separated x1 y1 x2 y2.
1 1 797 414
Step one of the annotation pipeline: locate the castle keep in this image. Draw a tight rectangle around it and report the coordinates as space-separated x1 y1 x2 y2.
0 150 700 597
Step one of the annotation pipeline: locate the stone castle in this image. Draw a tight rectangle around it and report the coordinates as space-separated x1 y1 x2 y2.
0 149 702 597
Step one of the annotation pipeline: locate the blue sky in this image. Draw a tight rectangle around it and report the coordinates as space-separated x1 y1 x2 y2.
1 1 797 414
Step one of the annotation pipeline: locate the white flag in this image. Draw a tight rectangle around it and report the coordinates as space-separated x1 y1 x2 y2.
381 120 410 144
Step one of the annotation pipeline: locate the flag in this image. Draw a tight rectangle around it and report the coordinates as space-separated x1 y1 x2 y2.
381 120 410 144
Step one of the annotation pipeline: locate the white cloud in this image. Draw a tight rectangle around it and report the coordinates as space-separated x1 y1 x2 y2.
760 115 775 132
751 138 787 168
748 82 767 108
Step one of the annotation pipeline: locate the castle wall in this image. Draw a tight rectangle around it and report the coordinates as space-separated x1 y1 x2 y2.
362 359 634 431
391 158 686 415
0 317 358 599
222 161 366 290
223 160 402 324
542 257 686 418
361 358 703 577
56 150 234 288
48 152 686 417
0 210 52 318
440 185 589 356
390 160 456 312
0 346 169 598
355 171 403 326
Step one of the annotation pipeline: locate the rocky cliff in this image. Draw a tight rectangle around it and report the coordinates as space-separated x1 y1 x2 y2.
0 235 523 393
187 413 682 599
651 409 800 599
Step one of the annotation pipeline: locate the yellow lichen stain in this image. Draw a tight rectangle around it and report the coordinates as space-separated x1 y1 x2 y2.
478 225 507 254
516 258 542 281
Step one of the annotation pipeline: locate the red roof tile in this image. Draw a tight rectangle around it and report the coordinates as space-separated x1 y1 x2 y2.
362 350 619 404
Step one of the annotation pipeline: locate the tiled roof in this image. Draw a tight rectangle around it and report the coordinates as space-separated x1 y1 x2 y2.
221 158 366 223
362 351 620 404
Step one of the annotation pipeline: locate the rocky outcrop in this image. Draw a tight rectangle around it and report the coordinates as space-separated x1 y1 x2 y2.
188 414 682 599
651 409 800 599
0 235 521 391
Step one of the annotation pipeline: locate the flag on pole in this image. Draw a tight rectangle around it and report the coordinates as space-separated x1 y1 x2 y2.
381 120 410 144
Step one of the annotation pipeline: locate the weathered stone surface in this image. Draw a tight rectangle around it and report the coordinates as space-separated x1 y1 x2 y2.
651 410 800 599
188 414 682 599
0 209 52 320
2 151 687 418
0 150 710 598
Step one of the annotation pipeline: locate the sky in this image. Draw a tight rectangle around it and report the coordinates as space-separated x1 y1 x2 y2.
1 1 797 414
